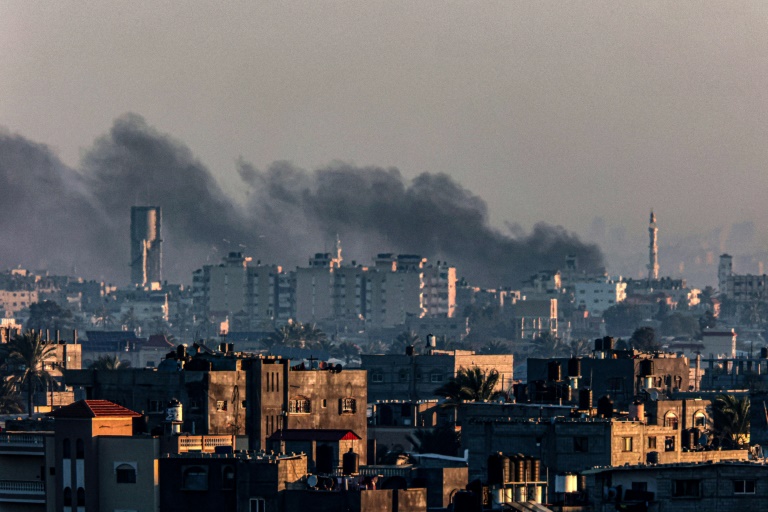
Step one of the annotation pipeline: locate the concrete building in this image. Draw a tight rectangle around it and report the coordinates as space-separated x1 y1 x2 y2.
130 206 162 286
460 402 748 485
585 461 768 512
0 431 50 512
361 350 513 403
0 290 38 317
574 277 627 317
718 252 768 302
47 400 160 512
510 299 558 339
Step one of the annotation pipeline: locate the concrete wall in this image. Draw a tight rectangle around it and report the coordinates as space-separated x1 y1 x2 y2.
98 436 159 512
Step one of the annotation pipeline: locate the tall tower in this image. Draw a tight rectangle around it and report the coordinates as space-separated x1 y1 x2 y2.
130 206 162 286
718 254 733 297
647 210 659 281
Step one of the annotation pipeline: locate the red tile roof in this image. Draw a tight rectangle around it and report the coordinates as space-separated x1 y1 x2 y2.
267 429 361 442
47 400 141 419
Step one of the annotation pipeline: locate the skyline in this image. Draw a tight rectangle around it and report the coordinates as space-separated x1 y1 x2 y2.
2 2 767 286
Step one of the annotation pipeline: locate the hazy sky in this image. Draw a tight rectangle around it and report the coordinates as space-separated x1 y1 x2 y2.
1 1 767 278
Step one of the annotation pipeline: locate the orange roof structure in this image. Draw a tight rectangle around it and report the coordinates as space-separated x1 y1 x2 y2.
47 400 142 419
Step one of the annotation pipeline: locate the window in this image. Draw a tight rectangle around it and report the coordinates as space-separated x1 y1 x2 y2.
664 412 679 429
63 439 71 458
648 436 657 449
116 463 137 483
694 411 707 428
288 397 311 414
216 401 228 412
321 399 327 408
734 480 756 494
399 370 410 382
182 466 208 491
665 436 675 452
672 479 700 497
76 439 84 459
371 372 384 383
622 437 633 452
573 436 589 453
76 487 85 506
431 373 444 383
340 398 356 414
222 465 235 490
249 498 266 512
63 487 72 506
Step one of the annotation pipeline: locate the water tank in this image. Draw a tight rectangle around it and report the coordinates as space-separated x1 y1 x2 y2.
641 360 655 376
166 399 183 422
555 474 567 493
547 361 562 382
761 347 768 359
564 474 578 493
567 358 581 378
227 343 235 353
629 401 645 422
514 456 525 482
560 383 572 402
602 336 614 351
315 444 335 474
176 344 187 360
597 395 613 418
487 453 509 485
530 458 541 482
594 338 603 351
578 475 587 492
219 342 228 353
342 448 359 475
405 345 414 356
579 388 593 410
427 334 437 348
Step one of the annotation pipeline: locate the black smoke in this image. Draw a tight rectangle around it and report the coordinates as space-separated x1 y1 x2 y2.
0 114 604 286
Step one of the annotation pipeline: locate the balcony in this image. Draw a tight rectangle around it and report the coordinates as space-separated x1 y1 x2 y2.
0 480 45 503
0 433 47 455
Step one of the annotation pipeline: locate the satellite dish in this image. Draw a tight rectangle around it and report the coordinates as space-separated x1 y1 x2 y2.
648 389 659 401
698 433 708 446
307 475 318 488
335 364 343 373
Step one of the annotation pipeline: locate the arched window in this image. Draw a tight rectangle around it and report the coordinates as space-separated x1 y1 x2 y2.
221 465 235 490
182 465 208 491
63 487 72 506
76 439 84 459
63 439 71 459
693 411 707 428
76 487 85 506
664 412 679 430
115 463 136 483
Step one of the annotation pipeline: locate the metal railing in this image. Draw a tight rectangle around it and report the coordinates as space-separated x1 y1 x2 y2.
0 434 45 447
0 480 45 493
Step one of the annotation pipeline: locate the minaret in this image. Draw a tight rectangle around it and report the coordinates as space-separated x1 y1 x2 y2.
647 210 659 281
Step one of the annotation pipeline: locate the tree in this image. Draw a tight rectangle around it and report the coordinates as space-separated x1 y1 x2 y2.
263 320 327 350
92 305 115 330
709 394 750 449
407 426 460 456
660 313 699 338
120 308 141 333
0 381 24 414
434 367 502 407
568 338 592 357
629 327 661 351
389 331 420 355
333 342 361 364
602 303 647 334
26 300 74 332
531 331 567 358
1 331 57 416
89 355 131 371
480 340 510 355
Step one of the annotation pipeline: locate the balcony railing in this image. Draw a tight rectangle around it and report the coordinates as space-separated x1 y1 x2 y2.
0 480 45 502
0 434 46 447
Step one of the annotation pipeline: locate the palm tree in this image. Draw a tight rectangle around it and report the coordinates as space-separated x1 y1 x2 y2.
0 381 24 414
568 338 592 357
120 308 141 334
434 367 502 407
89 355 131 371
480 340 509 355
709 394 750 448
1 331 57 416
532 331 566 358
333 342 361 364
389 331 420 355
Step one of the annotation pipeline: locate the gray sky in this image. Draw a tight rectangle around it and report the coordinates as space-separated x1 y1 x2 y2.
1 1 767 282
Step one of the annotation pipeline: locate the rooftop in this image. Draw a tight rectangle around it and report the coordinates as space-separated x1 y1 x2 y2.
47 400 142 419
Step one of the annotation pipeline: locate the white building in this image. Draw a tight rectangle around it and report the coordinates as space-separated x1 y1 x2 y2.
574 277 627 317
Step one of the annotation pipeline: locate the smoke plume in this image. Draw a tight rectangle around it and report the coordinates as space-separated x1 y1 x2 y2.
0 114 603 286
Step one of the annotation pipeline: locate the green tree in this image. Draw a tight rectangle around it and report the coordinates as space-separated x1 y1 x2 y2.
26 300 74 332
1 331 57 416
531 331 567 358
89 354 131 371
0 382 24 414
434 367 502 407
709 394 750 449
629 327 661 351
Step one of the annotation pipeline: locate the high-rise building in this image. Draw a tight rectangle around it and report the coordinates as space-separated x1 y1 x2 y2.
130 206 162 286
